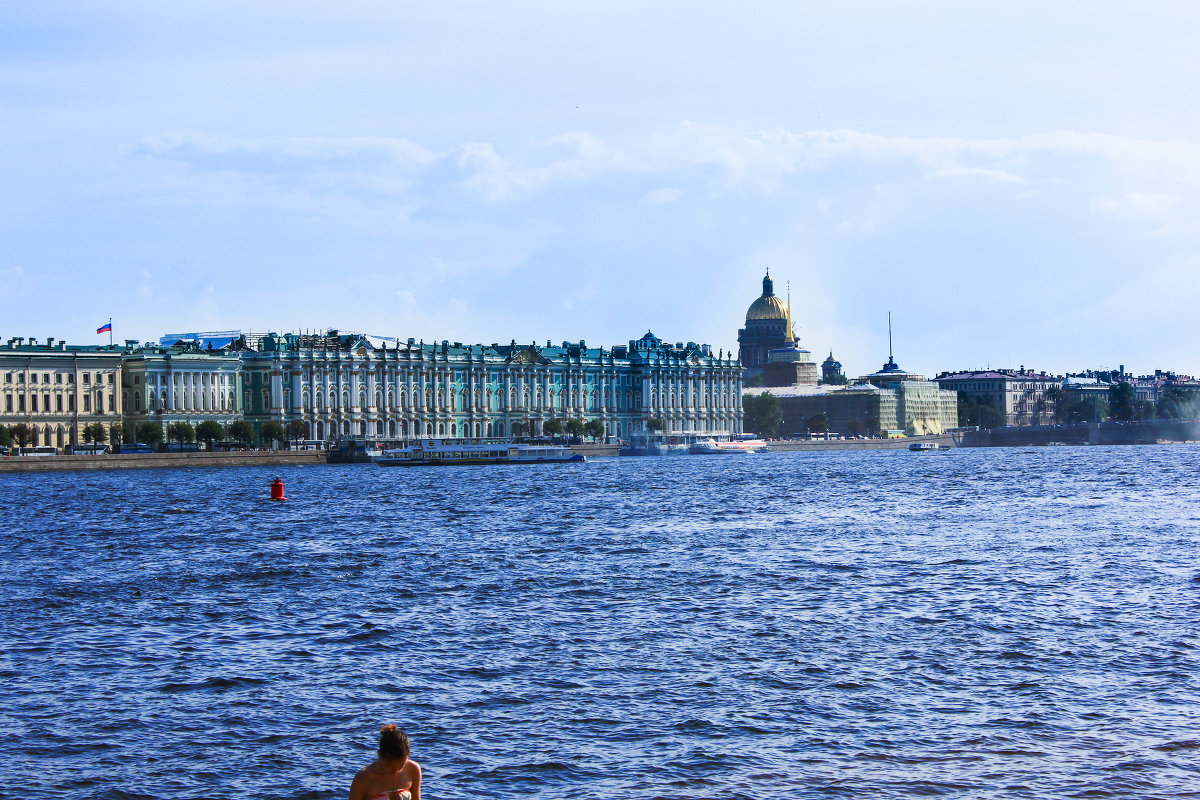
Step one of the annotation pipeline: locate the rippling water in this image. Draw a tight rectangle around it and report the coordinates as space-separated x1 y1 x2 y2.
2 445 1200 799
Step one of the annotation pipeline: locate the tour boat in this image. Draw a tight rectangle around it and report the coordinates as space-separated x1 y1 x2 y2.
688 437 769 454
377 439 586 467
908 441 945 452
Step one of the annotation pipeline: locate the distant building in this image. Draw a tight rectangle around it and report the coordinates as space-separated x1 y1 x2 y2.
745 348 958 437
934 368 1061 426
239 329 742 442
121 340 244 435
738 270 817 386
2 327 741 451
821 351 846 385
0 336 124 449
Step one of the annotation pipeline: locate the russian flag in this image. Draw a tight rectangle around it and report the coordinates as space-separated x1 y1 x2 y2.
96 321 112 334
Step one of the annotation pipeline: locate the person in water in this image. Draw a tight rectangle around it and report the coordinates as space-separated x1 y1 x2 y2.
349 724 422 800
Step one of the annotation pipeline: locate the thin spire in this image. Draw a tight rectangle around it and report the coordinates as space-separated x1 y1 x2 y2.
786 280 795 342
888 311 893 360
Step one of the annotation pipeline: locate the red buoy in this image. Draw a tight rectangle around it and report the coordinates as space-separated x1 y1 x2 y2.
270 477 286 501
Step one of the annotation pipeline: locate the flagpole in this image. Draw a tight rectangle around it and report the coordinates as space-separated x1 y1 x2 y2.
109 318 113 348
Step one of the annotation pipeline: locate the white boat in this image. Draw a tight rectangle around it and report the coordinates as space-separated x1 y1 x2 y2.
908 441 946 452
378 439 586 467
689 437 769 454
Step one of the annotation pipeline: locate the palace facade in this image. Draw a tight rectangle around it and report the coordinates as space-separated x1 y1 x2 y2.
0 336 124 449
240 330 741 441
0 329 742 449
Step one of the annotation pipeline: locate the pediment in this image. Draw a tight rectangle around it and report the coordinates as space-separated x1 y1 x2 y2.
507 346 549 365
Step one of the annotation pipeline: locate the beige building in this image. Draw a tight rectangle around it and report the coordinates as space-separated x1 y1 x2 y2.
0 337 125 449
934 369 1061 426
746 355 958 437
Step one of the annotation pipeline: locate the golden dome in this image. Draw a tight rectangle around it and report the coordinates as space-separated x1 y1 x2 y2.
746 294 789 321
745 271 789 321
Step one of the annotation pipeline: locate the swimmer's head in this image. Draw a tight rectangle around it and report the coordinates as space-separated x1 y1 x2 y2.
378 724 411 763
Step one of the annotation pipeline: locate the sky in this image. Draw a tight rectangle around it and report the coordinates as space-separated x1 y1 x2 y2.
4 1 1200 378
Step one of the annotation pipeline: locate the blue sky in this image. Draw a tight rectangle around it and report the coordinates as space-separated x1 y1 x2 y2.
4 2 1200 377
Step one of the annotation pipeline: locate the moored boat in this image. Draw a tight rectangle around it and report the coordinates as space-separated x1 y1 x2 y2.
689 437 769 454
378 439 586 466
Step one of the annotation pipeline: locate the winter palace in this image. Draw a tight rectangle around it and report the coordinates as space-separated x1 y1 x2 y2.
0 329 743 449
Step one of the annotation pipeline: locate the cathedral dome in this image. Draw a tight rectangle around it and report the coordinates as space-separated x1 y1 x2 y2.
746 294 789 321
745 272 789 321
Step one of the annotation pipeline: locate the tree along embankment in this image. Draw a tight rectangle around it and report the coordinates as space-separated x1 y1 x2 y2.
0 450 327 473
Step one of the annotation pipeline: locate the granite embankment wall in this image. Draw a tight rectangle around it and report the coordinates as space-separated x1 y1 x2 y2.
0 443 620 473
766 433 960 452
960 419 1200 447
568 443 619 458
0 450 327 473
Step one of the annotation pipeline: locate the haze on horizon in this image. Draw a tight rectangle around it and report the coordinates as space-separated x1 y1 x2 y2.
4 2 1200 379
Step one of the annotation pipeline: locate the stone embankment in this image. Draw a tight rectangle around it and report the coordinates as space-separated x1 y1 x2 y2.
567 443 619 458
959 419 1200 447
766 433 960 452
0 450 327 473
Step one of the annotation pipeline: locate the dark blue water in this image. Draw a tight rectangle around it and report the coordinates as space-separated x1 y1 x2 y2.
2 446 1199 799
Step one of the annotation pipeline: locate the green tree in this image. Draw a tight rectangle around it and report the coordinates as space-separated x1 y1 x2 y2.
542 418 564 438
0 425 11 448
1157 388 1200 420
1063 397 1108 423
87 422 109 444
137 422 163 448
806 413 828 434
583 419 605 441
565 418 586 440
167 421 195 445
645 416 666 433
11 424 32 449
511 420 526 438
229 420 256 445
744 374 764 388
865 415 881 437
109 422 128 447
1108 382 1136 421
286 420 308 443
196 420 224 448
742 392 782 438
261 421 286 447
957 394 1007 429
1042 386 1063 422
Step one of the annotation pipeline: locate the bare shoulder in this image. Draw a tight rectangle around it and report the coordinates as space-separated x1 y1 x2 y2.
406 759 422 779
348 766 371 800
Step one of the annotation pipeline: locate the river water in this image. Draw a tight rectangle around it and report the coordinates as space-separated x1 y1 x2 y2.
1 445 1199 799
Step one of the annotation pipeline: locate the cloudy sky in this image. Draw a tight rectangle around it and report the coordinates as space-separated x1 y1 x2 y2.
4 2 1200 377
